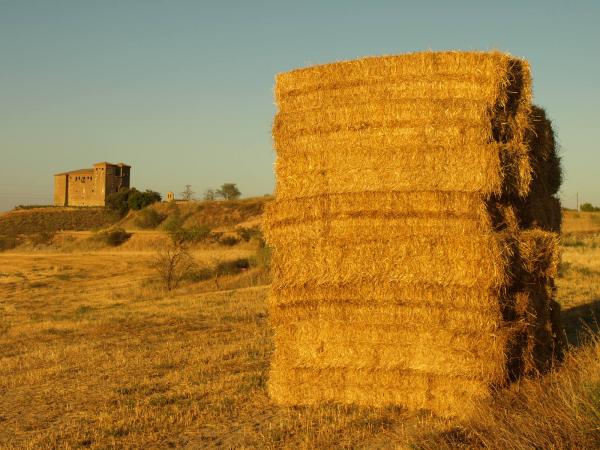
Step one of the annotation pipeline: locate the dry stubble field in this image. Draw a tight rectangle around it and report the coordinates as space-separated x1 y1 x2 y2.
1 212 599 449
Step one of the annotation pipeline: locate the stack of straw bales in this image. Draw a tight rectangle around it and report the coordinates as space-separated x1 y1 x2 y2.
263 51 563 417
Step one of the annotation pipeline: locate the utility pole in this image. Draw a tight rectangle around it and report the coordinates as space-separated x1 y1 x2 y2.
576 192 579 212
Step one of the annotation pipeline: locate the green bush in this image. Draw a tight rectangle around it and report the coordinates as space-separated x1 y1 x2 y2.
236 226 261 242
162 213 184 233
580 203 600 212
93 228 131 247
169 225 211 245
215 258 250 276
29 231 56 246
106 188 161 216
134 208 165 229
128 189 162 211
184 267 214 282
562 236 586 247
219 235 240 246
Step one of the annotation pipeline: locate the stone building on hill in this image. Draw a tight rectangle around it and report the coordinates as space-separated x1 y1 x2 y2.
54 162 131 207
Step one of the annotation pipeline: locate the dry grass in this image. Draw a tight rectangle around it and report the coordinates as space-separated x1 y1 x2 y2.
0 216 599 448
562 210 600 235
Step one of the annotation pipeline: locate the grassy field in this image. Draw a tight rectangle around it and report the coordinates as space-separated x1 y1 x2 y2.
1 212 599 449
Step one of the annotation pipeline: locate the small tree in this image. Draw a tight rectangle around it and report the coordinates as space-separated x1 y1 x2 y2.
152 242 195 291
203 189 216 201
216 183 241 201
181 185 195 201
580 203 600 212
106 188 132 216
128 189 161 211
106 188 161 216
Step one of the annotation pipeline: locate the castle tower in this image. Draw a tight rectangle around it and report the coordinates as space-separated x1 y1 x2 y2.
93 162 131 204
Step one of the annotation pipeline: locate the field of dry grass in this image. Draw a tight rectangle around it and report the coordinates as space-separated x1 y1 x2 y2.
1 212 599 449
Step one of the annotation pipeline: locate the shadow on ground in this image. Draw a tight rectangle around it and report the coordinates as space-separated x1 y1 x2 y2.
561 299 600 346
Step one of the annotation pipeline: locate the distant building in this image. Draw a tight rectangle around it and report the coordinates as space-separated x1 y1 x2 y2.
166 191 175 202
54 162 131 207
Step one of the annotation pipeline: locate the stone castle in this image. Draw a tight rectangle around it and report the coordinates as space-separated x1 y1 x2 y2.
54 162 131 207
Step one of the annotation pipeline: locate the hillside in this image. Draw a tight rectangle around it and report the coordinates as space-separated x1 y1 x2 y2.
0 207 118 235
120 196 272 231
0 196 272 239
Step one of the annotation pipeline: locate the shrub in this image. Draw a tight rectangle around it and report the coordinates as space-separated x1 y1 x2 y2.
183 267 214 282
215 258 250 276
29 231 56 247
152 243 195 290
580 203 600 212
134 208 165 229
93 228 131 247
562 235 586 247
128 189 162 211
219 235 240 246
106 188 161 216
169 225 211 245
236 226 261 242
162 213 184 233
0 235 19 252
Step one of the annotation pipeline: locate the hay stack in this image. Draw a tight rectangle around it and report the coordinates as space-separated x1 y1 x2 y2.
264 51 562 417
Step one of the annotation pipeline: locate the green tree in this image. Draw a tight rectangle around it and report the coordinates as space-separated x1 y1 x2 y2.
106 188 132 216
203 188 216 201
106 188 161 216
580 203 600 212
128 189 161 210
216 183 241 201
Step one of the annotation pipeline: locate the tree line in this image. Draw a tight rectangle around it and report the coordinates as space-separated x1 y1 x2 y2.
106 183 242 216
180 183 241 201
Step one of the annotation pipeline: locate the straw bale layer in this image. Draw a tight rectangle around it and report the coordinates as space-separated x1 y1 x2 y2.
273 51 533 199
266 51 562 418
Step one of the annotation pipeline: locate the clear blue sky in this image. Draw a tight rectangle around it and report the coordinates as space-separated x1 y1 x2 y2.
1 0 598 211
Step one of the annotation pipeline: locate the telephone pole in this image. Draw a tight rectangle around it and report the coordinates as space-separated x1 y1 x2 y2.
576 192 579 212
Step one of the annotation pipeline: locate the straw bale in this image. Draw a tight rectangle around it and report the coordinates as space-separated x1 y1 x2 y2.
275 51 529 113
527 105 562 196
270 305 508 379
512 194 562 232
273 51 533 198
264 191 489 226
269 283 506 312
517 230 560 280
508 287 557 377
270 232 513 289
268 366 490 418
273 144 519 199
265 51 561 417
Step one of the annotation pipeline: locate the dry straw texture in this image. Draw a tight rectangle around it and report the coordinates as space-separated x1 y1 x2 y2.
264 50 562 418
